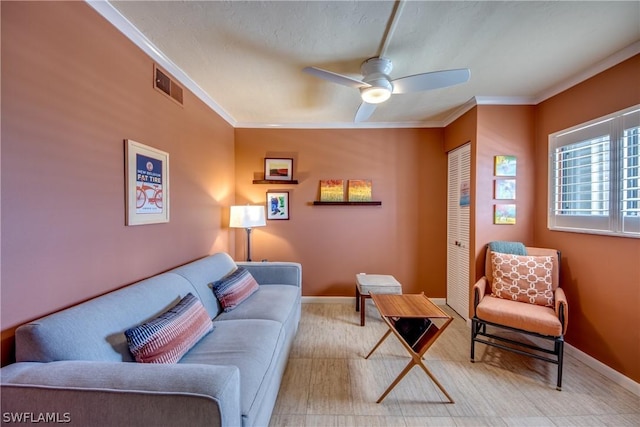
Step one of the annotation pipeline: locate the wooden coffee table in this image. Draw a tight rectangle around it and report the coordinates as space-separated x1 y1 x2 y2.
365 293 454 403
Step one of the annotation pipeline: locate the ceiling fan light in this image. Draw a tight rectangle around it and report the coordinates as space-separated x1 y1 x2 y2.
360 86 391 104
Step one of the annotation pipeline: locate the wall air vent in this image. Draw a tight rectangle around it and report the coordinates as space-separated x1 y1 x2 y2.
154 65 183 106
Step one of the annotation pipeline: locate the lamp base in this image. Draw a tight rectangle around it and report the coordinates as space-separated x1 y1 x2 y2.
245 227 253 262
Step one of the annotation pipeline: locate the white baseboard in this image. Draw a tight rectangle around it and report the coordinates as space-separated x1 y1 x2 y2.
565 343 640 397
466 318 639 397
302 296 639 397
302 296 353 304
301 296 447 305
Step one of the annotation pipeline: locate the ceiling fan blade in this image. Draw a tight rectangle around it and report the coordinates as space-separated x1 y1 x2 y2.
392 68 470 94
303 67 370 89
354 102 377 122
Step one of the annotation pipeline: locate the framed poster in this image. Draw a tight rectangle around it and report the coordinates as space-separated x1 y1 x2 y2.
459 180 470 206
494 155 517 177
267 191 290 220
264 158 293 181
495 179 516 200
125 139 169 226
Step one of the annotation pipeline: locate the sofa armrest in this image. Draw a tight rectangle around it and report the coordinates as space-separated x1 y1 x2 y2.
1 361 241 427
555 287 569 335
472 277 489 315
237 261 301 287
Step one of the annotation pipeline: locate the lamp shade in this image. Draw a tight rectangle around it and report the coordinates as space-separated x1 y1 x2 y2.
229 205 266 228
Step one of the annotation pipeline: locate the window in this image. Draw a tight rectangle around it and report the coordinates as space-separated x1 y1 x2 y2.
549 105 640 238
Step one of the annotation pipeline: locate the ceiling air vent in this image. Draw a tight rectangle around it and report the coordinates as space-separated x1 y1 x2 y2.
154 65 183 106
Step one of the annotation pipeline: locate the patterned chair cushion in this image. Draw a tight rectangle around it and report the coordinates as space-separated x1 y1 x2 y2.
124 293 213 363
491 252 554 307
210 266 259 312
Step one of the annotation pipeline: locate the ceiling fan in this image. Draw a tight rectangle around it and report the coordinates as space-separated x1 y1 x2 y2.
302 1 470 122
303 59 470 122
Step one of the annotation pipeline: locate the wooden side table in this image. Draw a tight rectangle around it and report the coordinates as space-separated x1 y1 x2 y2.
365 293 454 403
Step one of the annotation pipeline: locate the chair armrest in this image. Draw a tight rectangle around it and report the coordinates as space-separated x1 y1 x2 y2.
1 361 241 427
555 287 569 335
472 277 489 314
237 261 301 287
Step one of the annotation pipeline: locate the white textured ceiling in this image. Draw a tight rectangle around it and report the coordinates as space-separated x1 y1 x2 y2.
101 1 640 128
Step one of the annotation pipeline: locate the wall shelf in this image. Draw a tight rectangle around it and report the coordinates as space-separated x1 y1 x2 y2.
253 179 298 184
312 201 382 206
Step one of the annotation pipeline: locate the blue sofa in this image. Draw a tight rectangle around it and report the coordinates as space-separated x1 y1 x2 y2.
0 253 302 427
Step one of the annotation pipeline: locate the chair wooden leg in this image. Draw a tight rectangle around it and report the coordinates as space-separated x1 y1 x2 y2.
360 295 366 326
470 317 566 391
556 339 564 391
355 285 360 311
470 318 477 362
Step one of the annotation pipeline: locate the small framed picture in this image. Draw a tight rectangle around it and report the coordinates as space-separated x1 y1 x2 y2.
347 179 372 202
494 204 516 225
494 155 517 177
264 158 293 181
319 179 344 202
495 179 516 200
266 191 290 220
125 139 170 226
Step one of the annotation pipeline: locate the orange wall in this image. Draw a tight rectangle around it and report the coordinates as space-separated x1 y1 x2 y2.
475 105 536 283
443 105 536 318
1 1 638 385
1 2 235 364
234 128 447 298
534 56 640 382
443 107 478 313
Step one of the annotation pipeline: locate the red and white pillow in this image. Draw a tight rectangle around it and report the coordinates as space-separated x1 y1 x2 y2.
124 293 213 363
491 252 554 307
210 267 259 312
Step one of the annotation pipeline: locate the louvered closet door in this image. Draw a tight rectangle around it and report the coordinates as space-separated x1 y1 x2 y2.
446 144 471 320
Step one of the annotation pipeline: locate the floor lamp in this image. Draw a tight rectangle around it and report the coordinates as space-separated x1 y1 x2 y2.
229 205 266 262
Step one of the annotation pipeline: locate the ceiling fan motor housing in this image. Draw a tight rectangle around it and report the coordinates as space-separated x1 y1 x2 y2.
361 57 393 76
360 57 394 103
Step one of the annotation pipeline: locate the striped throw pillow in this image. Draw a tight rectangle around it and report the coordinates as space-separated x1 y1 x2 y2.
210 266 259 312
124 293 213 363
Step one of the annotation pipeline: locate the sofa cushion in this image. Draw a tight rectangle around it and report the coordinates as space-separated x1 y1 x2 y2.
170 253 239 318
210 267 259 312
491 252 554 307
216 285 300 324
125 293 213 363
15 272 198 363
179 318 284 425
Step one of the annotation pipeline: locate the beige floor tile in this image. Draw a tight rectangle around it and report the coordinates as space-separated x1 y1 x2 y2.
500 416 555 426
452 417 508 426
268 414 306 427
305 414 408 427
308 358 354 415
272 358 313 415
269 303 639 427
347 358 403 416
403 416 457 426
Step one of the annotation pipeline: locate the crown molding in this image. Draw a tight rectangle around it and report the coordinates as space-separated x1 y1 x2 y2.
87 1 237 127
534 40 640 105
475 96 536 105
234 120 445 129
442 98 477 126
87 2 639 130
